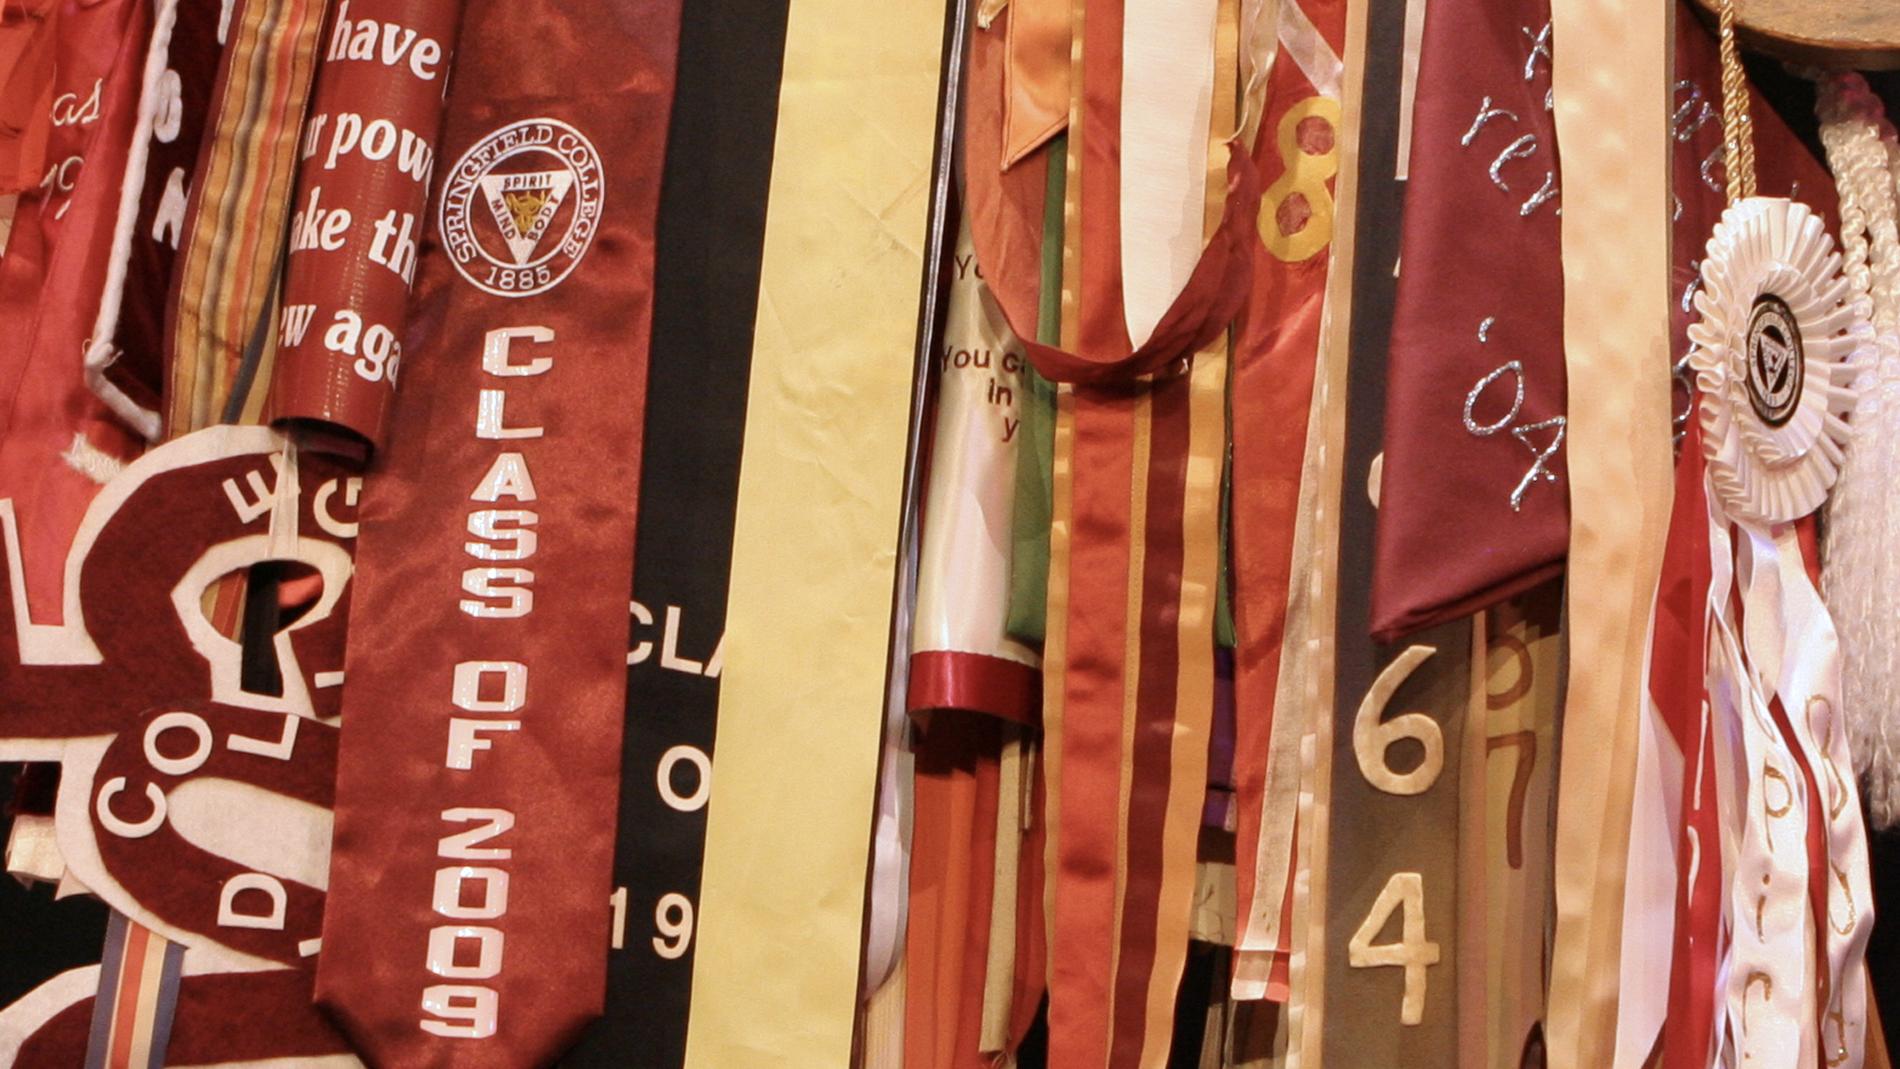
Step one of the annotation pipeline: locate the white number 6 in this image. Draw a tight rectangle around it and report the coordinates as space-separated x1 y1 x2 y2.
1352 645 1444 795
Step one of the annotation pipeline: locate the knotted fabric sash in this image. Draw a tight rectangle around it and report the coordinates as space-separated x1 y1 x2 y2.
314 0 680 1062
269 0 465 451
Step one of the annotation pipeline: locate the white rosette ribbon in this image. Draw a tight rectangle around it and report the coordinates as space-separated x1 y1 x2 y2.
1686 196 1876 1069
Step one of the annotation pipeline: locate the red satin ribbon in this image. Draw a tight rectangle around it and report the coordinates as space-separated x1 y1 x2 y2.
314 0 680 1062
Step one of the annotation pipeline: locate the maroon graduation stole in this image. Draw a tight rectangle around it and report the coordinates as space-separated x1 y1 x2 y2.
312 0 681 1061
1368 0 1567 642
270 0 464 450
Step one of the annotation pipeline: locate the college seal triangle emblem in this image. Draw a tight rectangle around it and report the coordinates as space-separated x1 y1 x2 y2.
478 170 574 264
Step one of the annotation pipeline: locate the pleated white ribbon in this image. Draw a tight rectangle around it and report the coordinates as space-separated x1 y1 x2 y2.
1688 195 1875 1069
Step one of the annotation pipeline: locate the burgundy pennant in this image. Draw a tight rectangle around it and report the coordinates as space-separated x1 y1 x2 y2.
1368 0 1567 642
312 0 682 1061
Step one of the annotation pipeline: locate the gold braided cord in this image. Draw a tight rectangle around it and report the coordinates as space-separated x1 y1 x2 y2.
1719 0 1757 201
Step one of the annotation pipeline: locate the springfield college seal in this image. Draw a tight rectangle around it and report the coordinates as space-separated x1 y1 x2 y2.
441 117 604 297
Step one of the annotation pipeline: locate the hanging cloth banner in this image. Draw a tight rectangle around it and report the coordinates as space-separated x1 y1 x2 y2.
1314 2 1469 1061
1541 0 1674 1063
269 0 465 452
163 0 329 435
0 0 151 626
558 2 791 1064
679 0 947 1062
1367 0 1567 643
313 0 681 1061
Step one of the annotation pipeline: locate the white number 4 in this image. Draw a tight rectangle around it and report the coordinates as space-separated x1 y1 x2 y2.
1348 872 1441 1025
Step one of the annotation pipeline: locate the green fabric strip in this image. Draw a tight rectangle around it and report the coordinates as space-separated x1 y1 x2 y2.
1004 134 1065 647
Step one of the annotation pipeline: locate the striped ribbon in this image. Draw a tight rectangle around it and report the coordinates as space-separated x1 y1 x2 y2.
81 913 184 1069
164 0 328 434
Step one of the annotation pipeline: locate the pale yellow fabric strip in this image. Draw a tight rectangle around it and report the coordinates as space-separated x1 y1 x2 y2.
980 727 1027 1053
681 0 947 1061
1542 0 1675 1066
860 958 908 1069
1285 0 1373 1053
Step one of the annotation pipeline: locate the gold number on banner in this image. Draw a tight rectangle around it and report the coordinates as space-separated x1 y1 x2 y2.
1260 97 1343 262
609 886 628 950
1348 872 1442 1025
654 893 695 959
1353 645 1443 795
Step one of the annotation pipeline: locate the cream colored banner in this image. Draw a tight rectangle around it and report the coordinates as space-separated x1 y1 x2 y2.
682 0 948 1063
1543 0 1674 1066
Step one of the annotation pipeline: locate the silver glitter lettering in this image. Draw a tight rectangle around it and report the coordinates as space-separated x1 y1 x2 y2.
1460 96 1519 147
1489 134 1538 192
1508 417 1565 511
1520 171 1559 216
1700 143 1726 194
1672 353 1697 445
1521 23 1552 82
1673 80 1714 142
1681 260 1703 314
1478 316 1497 344
1464 360 1525 436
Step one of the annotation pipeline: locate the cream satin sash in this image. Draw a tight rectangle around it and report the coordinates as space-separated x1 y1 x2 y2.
1118 0 1216 347
1542 1 1674 1068
681 0 948 1062
1284 0 1374 1056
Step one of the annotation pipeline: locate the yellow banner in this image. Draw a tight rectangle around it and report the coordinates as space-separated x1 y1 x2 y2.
682 0 948 1064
